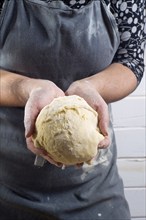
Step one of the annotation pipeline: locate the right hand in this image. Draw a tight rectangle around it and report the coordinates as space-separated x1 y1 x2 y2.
24 79 65 166
66 80 110 149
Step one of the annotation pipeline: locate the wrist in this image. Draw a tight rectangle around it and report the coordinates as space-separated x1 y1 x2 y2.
17 78 50 105
13 77 39 105
1 70 44 106
78 77 103 99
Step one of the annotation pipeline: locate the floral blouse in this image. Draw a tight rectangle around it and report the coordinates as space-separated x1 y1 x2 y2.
64 0 146 84
1 0 145 84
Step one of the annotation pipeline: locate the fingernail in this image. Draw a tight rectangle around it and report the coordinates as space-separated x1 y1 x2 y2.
25 130 28 137
98 144 105 148
57 162 63 167
25 123 32 137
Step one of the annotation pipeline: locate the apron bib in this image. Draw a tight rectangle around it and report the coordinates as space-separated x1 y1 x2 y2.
0 1 130 219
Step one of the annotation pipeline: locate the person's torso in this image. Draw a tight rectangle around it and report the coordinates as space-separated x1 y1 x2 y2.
0 0 120 215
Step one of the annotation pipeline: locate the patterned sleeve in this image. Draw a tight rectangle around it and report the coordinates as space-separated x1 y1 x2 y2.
111 0 146 84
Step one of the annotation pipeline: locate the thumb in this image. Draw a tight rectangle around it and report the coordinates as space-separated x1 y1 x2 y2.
24 101 40 137
97 105 110 148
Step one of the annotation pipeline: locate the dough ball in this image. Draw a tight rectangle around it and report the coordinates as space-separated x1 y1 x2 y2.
32 95 104 165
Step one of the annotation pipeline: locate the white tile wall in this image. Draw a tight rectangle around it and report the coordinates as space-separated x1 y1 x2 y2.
111 52 146 218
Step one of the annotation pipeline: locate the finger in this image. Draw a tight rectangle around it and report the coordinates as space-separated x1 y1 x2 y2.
76 162 84 168
96 103 110 148
24 101 40 137
26 137 47 155
26 137 62 167
97 104 109 136
98 135 110 148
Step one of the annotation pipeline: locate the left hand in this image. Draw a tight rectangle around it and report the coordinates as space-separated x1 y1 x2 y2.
24 80 65 167
65 79 110 149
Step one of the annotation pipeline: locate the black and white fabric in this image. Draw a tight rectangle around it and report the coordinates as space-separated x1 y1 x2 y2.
111 0 146 84
0 0 145 83
64 0 146 84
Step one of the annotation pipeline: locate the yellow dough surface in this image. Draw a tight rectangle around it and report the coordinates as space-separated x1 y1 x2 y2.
32 95 104 165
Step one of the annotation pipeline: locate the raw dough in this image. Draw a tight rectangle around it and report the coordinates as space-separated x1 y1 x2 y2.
32 95 104 165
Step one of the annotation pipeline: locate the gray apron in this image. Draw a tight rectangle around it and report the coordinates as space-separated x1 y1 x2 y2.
0 0 131 219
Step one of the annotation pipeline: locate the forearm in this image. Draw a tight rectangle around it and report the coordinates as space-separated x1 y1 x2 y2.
0 69 41 106
0 63 138 107
86 63 138 103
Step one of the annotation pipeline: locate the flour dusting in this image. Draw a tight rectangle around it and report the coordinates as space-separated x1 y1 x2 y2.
81 148 112 180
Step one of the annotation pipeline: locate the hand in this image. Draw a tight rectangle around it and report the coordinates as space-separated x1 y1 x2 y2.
65 80 110 148
24 79 65 166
